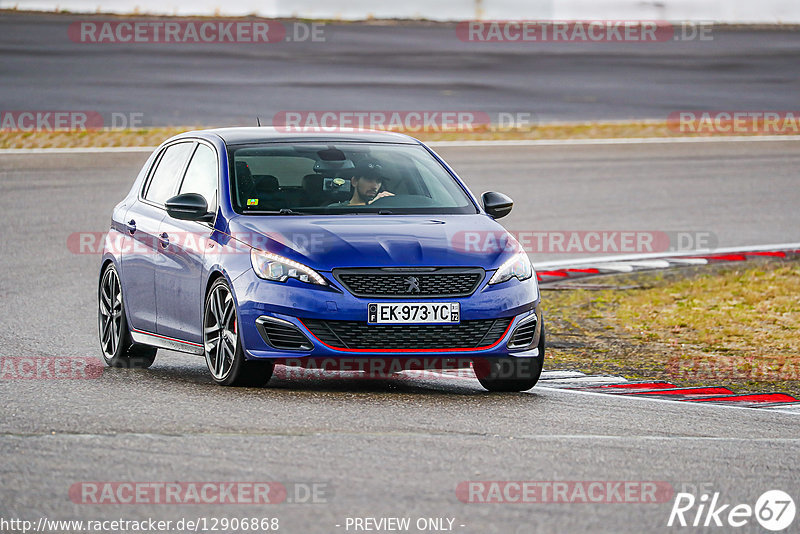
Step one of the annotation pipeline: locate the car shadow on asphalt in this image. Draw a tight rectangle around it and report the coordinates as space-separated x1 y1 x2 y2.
108 361 540 398
100 351 544 398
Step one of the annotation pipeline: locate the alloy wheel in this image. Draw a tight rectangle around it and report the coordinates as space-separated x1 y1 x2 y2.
99 267 123 358
204 283 238 380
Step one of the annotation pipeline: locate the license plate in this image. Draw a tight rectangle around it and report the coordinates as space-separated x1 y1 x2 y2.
368 303 460 325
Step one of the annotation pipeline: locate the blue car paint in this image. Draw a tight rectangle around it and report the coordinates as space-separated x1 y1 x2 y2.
102 128 542 360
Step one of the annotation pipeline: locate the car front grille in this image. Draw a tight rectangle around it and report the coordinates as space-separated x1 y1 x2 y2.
301 317 512 350
333 268 484 298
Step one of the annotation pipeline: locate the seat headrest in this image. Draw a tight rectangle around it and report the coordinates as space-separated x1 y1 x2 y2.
302 173 324 191
253 174 279 193
235 161 251 179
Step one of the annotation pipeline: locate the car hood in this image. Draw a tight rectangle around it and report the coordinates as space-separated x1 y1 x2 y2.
228 214 517 271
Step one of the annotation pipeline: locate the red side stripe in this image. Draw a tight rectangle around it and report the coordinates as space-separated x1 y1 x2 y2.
743 251 786 257
684 393 798 403
131 327 203 347
567 268 601 274
627 387 733 396
703 254 747 262
537 270 569 278
584 382 677 391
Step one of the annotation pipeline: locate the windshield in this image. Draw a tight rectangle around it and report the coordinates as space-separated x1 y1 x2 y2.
228 143 478 215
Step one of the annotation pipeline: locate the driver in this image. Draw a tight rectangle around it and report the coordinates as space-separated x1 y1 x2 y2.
332 158 394 206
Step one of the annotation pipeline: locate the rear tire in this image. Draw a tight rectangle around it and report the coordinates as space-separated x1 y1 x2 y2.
98 263 157 369
474 323 545 392
203 278 274 387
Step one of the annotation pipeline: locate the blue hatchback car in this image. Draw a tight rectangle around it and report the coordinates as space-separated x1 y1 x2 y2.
99 128 544 391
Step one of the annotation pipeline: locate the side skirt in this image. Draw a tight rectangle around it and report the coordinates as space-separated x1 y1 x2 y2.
130 328 204 355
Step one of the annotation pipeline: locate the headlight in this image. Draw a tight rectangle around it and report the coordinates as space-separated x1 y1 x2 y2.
250 249 328 286
488 252 534 285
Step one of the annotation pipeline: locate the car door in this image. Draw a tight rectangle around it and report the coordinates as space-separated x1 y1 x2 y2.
119 141 194 334
155 141 220 344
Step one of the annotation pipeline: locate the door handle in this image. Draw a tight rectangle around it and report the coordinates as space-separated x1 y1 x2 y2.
159 232 169 248
126 220 136 235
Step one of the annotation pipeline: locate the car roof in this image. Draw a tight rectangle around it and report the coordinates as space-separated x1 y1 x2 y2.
176 127 420 146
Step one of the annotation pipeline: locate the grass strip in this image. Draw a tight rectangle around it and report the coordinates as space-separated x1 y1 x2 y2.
2 121 799 149
542 258 800 398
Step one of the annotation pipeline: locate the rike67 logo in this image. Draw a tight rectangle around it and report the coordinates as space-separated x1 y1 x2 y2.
668 489 795 531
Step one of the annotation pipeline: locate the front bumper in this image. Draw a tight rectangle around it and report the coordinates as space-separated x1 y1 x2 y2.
232 268 542 360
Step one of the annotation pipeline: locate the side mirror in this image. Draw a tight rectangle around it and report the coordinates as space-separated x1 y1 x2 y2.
165 193 214 222
482 191 513 219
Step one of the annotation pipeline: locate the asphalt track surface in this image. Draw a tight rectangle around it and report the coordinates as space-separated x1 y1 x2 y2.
2 14 800 124
1 140 799 533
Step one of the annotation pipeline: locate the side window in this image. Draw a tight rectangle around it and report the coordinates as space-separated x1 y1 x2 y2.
179 143 218 211
144 142 194 205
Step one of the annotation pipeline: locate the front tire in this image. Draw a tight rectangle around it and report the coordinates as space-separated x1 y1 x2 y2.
203 278 273 387
98 263 157 368
474 323 545 392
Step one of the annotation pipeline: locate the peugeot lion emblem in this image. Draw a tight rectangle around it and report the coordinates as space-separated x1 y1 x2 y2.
404 276 421 293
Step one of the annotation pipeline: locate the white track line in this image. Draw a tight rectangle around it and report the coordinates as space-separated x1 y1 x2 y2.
0 146 155 154
622 260 673 269
534 243 800 270
428 135 800 148
1 135 800 154
538 371 592 380
537 376 629 386
662 258 709 265
586 263 635 272
539 386 800 415
420 370 799 414
514 435 800 442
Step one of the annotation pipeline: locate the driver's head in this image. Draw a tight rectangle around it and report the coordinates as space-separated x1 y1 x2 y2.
349 159 384 202
351 175 383 202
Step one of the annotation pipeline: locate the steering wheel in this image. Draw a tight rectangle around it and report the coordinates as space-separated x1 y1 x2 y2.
368 194 397 206
368 194 437 208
